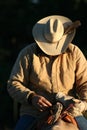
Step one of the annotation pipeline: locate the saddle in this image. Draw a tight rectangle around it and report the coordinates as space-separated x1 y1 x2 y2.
36 102 79 130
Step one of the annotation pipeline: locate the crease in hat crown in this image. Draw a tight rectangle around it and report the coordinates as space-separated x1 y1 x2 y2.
44 18 64 43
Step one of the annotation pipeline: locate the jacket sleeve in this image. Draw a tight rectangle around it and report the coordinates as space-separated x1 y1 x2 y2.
74 46 87 101
7 48 35 105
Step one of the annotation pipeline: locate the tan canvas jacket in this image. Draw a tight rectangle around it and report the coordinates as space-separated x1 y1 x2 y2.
7 43 87 117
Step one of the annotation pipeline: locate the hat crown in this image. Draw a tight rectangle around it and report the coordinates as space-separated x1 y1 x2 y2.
44 18 64 43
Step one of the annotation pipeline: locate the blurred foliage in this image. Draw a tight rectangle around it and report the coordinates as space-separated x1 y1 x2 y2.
0 0 87 128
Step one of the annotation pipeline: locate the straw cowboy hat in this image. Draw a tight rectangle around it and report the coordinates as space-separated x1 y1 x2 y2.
32 15 76 56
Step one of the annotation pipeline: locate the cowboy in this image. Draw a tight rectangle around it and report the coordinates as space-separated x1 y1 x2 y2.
7 15 87 130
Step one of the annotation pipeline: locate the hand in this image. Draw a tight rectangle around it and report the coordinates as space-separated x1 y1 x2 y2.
31 94 52 111
68 99 86 116
55 92 87 116
55 92 74 107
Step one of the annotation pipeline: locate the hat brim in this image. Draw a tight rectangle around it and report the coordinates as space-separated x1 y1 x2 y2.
32 15 76 56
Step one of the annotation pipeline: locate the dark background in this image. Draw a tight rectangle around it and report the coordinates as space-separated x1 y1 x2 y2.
0 0 87 129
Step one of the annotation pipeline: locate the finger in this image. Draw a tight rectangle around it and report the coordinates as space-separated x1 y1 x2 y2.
42 98 52 107
38 96 52 107
38 102 47 111
37 103 46 111
40 101 49 107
